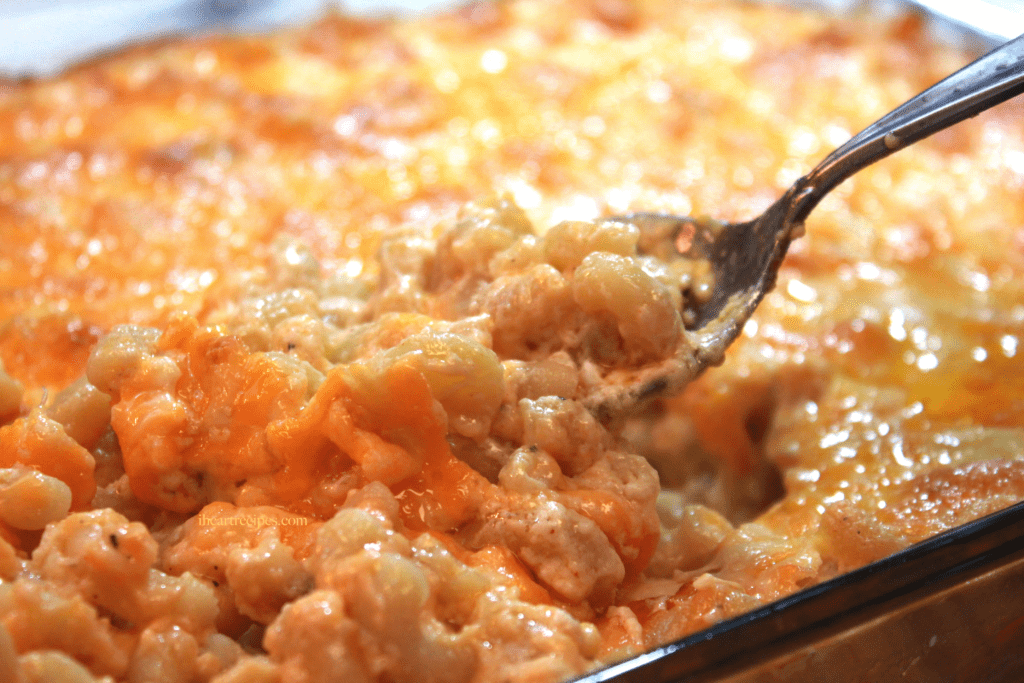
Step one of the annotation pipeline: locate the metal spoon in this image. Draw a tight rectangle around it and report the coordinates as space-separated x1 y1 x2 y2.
585 31 1024 420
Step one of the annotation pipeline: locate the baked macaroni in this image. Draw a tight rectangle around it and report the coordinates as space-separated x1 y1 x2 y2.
1 1 1023 681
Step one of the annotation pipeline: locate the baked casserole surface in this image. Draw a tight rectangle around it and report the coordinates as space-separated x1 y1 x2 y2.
1 0 1023 681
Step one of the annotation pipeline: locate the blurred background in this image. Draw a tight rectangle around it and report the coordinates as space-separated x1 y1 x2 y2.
0 0 1021 78
0 0 448 77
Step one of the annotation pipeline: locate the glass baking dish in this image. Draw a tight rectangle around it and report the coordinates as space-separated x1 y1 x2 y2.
579 500 1024 682
0 0 1021 77
1 2 1023 682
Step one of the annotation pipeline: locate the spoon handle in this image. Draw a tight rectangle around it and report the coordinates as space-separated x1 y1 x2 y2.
792 30 1024 224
